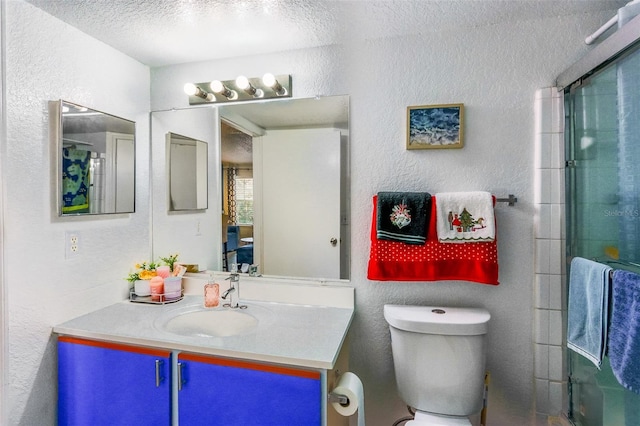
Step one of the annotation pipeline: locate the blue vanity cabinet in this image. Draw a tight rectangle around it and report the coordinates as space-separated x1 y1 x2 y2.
58 336 172 426
177 352 322 425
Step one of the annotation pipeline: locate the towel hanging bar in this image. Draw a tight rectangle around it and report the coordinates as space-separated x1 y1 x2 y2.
593 256 640 268
495 194 518 206
592 257 640 277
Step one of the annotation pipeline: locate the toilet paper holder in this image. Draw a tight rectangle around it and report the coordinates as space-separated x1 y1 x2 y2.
328 392 350 406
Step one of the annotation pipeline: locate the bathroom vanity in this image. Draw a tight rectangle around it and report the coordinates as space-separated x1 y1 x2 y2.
54 276 354 426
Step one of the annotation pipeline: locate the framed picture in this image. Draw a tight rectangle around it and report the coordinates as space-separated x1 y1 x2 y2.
406 103 464 150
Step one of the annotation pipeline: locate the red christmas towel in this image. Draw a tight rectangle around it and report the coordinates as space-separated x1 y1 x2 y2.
367 195 499 285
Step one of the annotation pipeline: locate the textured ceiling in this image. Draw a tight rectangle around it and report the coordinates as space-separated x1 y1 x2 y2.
25 0 627 67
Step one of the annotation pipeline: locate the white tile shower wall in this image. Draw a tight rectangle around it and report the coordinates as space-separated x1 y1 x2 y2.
534 88 567 418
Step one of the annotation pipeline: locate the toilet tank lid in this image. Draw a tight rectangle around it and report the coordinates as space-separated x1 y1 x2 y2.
384 305 490 335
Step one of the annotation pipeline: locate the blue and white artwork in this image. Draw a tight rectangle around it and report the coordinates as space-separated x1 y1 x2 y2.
407 104 464 149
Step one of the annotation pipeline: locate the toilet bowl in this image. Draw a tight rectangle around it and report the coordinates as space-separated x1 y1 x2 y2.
384 305 490 426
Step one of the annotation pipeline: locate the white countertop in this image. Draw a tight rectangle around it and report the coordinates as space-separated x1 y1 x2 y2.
53 295 354 370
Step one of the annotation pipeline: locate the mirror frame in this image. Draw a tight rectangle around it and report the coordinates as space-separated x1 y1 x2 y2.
54 99 136 216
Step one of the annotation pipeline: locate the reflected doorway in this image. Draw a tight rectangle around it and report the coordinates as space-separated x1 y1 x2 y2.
221 122 254 271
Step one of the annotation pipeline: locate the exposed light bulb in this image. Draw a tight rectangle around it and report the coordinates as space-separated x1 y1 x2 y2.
235 75 250 90
262 73 276 87
210 80 237 100
184 83 215 101
235 75 263 98
262 73 286 96
210 80 224 93
184 83 198 96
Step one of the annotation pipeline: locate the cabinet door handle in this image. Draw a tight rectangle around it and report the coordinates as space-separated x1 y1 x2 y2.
155 359 164 387
178 361 185 391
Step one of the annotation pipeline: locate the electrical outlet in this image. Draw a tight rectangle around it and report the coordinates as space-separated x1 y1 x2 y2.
65 231 81 259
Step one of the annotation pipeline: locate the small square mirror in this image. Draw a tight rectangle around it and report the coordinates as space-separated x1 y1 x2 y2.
54 100 136 216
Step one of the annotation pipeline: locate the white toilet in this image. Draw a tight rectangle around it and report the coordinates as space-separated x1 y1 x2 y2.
384 305 491 425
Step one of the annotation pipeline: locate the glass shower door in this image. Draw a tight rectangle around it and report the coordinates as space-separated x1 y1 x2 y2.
565 44 640 426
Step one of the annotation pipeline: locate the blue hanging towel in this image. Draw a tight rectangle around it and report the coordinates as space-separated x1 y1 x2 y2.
567 257 612 369
609 269 640 394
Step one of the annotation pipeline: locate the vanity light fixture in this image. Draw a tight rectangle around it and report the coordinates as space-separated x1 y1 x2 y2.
184 74 292 105
210 80 238 100
236 75 264 98
183 83 215 101
262 73 288 96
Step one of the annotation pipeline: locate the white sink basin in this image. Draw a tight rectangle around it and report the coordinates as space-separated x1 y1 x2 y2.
155 302 272 338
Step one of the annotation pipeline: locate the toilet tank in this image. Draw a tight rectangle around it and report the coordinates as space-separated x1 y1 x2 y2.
384 305 490 417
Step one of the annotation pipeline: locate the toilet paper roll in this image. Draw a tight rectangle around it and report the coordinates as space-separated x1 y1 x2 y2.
330 372 365 426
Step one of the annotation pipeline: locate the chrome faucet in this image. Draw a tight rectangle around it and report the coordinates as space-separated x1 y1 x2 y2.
222 271 244 308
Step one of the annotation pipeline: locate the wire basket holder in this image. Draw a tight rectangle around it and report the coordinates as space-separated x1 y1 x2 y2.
129 290 183 305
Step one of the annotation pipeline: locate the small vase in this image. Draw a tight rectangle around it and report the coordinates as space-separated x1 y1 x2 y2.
164 276 182 300
150 276 164 302
134 279 151 297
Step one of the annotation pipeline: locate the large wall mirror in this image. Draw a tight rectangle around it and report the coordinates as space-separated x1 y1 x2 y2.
167 132 208 211
220 95 350 280
54 100 135 216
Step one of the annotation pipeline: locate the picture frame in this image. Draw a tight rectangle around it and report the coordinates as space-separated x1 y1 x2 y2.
406 103 464 150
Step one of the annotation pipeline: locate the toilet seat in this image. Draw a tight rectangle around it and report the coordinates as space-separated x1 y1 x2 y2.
406 411 472 426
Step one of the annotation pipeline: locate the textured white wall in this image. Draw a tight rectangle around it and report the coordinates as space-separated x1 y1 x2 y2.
4 2 150 424
151 12 611 426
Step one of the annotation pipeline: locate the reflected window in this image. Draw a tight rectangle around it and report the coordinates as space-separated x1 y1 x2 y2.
235 177 253 225
225 165 253 225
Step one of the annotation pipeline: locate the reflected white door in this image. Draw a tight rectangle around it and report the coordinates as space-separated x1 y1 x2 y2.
257 128 341 279
105 132 135 213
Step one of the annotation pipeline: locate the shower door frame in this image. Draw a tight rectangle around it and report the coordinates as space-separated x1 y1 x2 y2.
557 13 640 92
559 13 640 425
